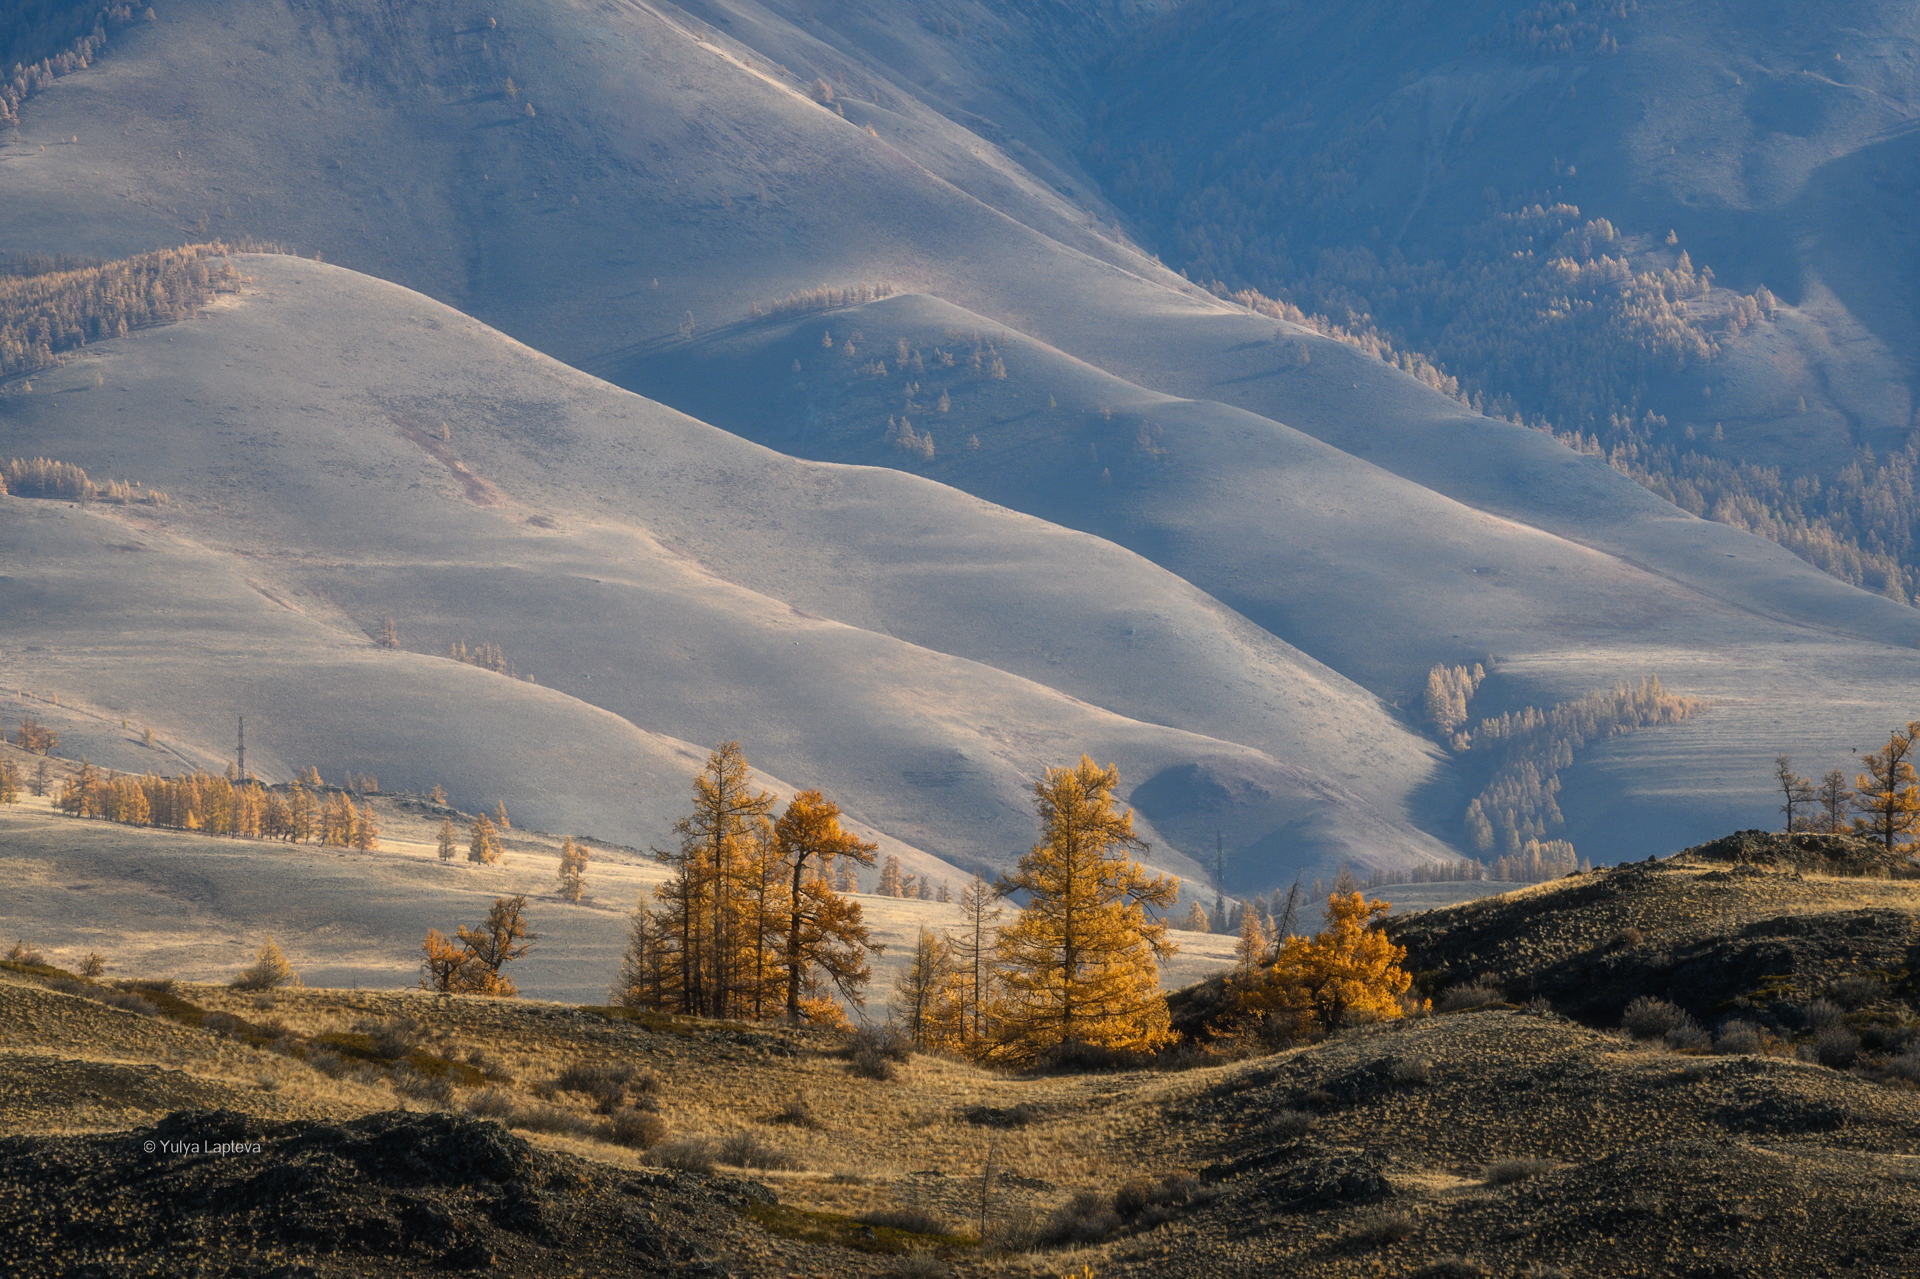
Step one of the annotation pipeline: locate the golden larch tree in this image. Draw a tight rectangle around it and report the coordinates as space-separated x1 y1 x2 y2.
557 836 589 902
1853 721 1920 854
772 789 879 1022
1237 891 1417 1037
452 894 536 996
436 818 457 862
468 814 503 865
993 756 1179 1061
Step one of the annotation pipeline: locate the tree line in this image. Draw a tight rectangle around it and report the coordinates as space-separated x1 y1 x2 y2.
0 3 144 132
1 456 167 505
49 764 382 847
1 243 241 380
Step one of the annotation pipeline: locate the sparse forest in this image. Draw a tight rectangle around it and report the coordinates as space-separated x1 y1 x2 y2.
1 456 167 505
1776 723 1920 852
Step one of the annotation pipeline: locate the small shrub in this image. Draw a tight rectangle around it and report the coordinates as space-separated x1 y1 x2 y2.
1801 998 1846 1031
857 1207 954 1236
1437 979 1504 1013
1347 1211 1416 1248
1303 1088 1336 1108
1664 1019 1711 1053
1622 995 1687 1040
1814 1025 1861 1069
1266 1109 1317 1139
1884 1048 1920 1084
718 1132 804 1171
652 1137 720 1173
1039 1190 1120 1245
462 1087 516 1118
392 1066 453 1105
609 1107 667 1149
354 1016 426 1060
1390 1057 1433 1084
98 989 160 1017
556 1059 642 1113
201 1011 245 1036
4 939 45 966
1713 1020 1764 1055
1112 1172 1201 1228
1412 1259 1489 1279
889 1254 946 1278
1484 1157 1553 1185
771 1095 822 1128
1828 974 1887 1009
306 1049 350 1078
983 1202 1042 1251
79 952 106 979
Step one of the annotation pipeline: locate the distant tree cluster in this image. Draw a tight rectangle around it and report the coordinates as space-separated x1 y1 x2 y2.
1491 837 1588 884
614 744 880 1023
870 854 946 900
0 3 143 131
50 763 378 847
1422 661 1486 735
8 715 58 754
1 457 167 505
748 281 894 319
0 244 241 379
614 747 1182 1064
1776 723 1920 855
448 641 516 677
1459 676 1703 856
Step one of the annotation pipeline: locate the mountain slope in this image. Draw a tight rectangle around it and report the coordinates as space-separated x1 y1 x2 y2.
0 254 1454 888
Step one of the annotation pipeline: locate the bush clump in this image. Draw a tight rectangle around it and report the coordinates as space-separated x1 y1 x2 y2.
1483 1157 1554 1185
845 1025 912 1080
1622 995 1687 1040
652 1137 721 1174
718 1132 804 1171
555 1059 655 1114
1713 1019 1764 1055
856 1207 955 1236
1038 1190 1121 1245
1437 979 1505 1013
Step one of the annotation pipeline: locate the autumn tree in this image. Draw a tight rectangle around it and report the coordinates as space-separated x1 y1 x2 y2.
436 818 457 862
350 802 380 851
1237 892 1416 1037
877 855 903 897
453 895 537 996
557 836 589 902
772 789 879 1022
993 756 1179 1061
495 801 511 830
1853 722 1920 854
1180 900 1210 932
420 929 471 993
0 761 16 804
611 896 680 1012
230 937 299 991
651 741 777 1018
468 814 503 865
893 927 953 1047
1234 905 1269 979
1775 755 1815 831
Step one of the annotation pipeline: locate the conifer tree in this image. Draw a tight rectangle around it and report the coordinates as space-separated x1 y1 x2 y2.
454 894 536 996
772 790 879 1021
0 761 16 804
948 873 1003 1045
495 801 511 830
230 937 299 991
436 818 457 862
936 880 951 903
350 803 379 851
420 928 471 993
1816 770 1853 833
30 757 50 797
1234 904 1270 978
1238 892 1416 1036
993 757 1178 1060
430 784 448 806
1853 722 1920 853
557 836 590 902
877 854 903 897
893 926 954 1047
612 895 681 1012
1181 900 1210 932
651 742 776 1018
469 814 503 864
